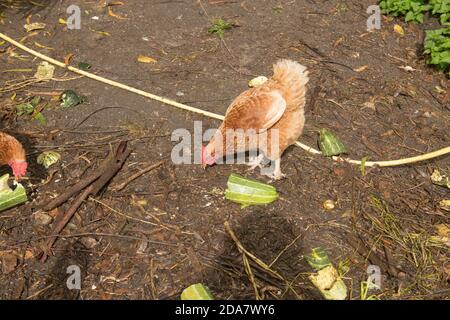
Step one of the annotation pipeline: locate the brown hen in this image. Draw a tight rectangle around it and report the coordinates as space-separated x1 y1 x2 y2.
0 132 28 180
202 59 309 179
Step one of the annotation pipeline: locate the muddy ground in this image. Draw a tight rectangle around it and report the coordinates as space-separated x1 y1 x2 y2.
0 0 449 300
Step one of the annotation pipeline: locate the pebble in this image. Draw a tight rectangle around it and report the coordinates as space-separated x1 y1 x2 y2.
33 212 53 226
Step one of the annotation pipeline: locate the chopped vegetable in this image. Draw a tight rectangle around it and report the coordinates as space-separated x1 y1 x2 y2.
60 90 83 108
15 96 46 126
431 169 450 189
305 247 331 271
309 265 348 300
37 151 61 169
0 174 28 212
16 96 41 117
318 129 347 156
225 173 278 208
24 22 46 32
34 61 55 81
305 247 347 300
181 284 214 300
439 199 450 212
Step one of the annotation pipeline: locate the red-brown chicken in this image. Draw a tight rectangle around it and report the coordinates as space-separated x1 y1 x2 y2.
0 132 28 180
202 59 309 179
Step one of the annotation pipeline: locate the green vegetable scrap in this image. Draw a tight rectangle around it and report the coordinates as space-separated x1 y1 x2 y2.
318 129 347 157
431 169 450 188
181 284 214 300
37 151 61 169
225 173 279 208
16 96 47 125
60 90 84 108
305 247 348 300
305 247 332 271
0 174 28 212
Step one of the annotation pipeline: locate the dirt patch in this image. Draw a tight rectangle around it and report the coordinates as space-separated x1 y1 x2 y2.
0 0 449 300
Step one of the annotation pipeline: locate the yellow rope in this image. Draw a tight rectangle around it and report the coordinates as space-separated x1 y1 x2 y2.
1 32 448 167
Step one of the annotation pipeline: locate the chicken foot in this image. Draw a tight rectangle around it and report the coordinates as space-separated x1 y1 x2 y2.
246 153 285 180
263 158 285 180
246 153 265 171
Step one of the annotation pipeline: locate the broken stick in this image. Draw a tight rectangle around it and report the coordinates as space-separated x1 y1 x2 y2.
39 141 131 262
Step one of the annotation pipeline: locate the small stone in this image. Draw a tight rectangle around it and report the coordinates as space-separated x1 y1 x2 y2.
136 238 148 255
80 237 98 249
398 65 415 72
1 253 18 274
323 200 336 210
33 212 53 226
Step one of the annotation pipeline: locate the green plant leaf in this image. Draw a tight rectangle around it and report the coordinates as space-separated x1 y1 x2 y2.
208 18 233 38
77 62 91 70
16 103 34 116
33 112 47 126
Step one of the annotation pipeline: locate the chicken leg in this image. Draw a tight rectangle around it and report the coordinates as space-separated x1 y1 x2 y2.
246 153 265 171
264 158 285 180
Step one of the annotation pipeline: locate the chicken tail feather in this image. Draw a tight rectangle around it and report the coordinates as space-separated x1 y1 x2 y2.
272 59 309 109
273 59 309 87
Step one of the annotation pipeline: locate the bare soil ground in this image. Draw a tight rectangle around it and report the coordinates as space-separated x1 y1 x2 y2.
0 0 449 300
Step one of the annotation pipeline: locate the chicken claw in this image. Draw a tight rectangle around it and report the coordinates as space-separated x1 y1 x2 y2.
263 159 286 180
246 154 265 171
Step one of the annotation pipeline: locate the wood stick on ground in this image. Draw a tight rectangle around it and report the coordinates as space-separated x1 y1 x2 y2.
39 185 94 262
40 141 131 211
90 141 131 194
39 141 132 262
112 160 165 191
40 169 104 212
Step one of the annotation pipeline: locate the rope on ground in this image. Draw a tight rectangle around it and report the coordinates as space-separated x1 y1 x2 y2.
1 32 448 168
